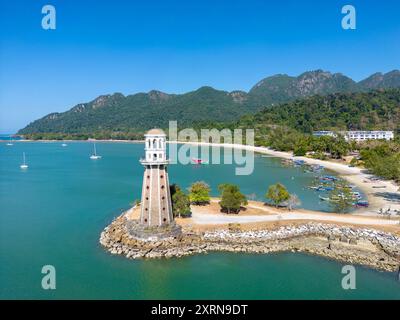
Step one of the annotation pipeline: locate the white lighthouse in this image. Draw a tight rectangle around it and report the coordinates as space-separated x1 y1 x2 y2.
139 129 174 227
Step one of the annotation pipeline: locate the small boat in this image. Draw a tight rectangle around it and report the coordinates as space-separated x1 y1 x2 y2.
191 158 208 164
293 159 305 166
307 164 324 173
320 175 338 181
281 159 293 167
356 200 369 207
61 143 68 147
310 185 334 192
90 143 102 160
372 185 386 189
6 135 13 146
319 195 332 202
20 152 28 169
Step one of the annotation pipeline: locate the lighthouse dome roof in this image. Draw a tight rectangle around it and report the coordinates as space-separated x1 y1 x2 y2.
146 128 166 136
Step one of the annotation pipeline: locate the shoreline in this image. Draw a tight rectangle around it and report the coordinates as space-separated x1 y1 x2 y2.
181 141 400 217
9 138 400 215
100 208 400 272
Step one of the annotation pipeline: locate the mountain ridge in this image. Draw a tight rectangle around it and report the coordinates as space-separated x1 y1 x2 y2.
18 70 400 134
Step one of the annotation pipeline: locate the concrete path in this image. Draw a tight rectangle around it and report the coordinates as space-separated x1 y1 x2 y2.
191 203 400 226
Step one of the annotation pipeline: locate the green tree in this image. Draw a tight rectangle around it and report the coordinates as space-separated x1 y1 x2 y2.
188 181 211 205
170 184 191 218
360 142 400 181
328 135 350 159
218 184 248 214
266 183 290 207
293 142 308 156
329 181 354 213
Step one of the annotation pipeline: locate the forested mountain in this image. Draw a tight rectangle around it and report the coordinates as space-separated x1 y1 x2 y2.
358 70 400 90
237 89 400 134
18 70 400 135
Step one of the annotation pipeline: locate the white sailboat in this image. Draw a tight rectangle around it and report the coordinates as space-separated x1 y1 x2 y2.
61 143 68 147
20 152 28 169
90 143 101 160
6 135 13 146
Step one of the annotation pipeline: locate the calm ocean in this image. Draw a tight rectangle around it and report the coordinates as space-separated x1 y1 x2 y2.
0 141 399 299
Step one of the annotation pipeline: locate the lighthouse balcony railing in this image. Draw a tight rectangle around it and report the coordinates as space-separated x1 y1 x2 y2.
140 157 169 165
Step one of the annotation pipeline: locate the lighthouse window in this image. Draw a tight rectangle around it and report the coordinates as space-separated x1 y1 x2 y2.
163 207 165 210
145 208 148 211
144 218 147 222
148 140 151 148
153 153 157 160
161 185 165 189
158 140 162 148
146 197 148 200
147 175 150 179
162 196 165 200
163 218 166 222
146 186 149 189
160 175 164 179
153 139 157 148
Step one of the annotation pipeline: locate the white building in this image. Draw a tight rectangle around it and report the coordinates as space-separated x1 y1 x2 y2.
344 131 394 142
313 130 394 141
312 131 337 138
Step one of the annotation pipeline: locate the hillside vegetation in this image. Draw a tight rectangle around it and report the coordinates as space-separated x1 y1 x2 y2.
19 70 400 135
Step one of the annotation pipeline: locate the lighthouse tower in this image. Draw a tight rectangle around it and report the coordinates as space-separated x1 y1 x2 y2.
139 129 174 227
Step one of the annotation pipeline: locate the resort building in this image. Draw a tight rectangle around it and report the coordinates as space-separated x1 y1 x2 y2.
344 131 394 142
312 131 337 138
313 130 394 141
139 129 174 227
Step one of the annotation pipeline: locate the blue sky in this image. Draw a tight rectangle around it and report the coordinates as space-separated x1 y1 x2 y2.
0 0 399 133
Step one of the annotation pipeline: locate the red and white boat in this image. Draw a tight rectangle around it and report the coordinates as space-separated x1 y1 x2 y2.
191 158 208 164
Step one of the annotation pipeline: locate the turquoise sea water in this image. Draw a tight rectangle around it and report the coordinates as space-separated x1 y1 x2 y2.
0 141 399 299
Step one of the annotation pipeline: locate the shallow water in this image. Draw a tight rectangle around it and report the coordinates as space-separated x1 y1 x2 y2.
0 141 398 299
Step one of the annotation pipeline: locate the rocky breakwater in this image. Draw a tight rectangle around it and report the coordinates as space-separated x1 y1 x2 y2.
100 213 400 272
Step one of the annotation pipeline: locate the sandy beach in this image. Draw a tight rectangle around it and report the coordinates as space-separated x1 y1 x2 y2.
10 138 400 216
180 141 400 217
